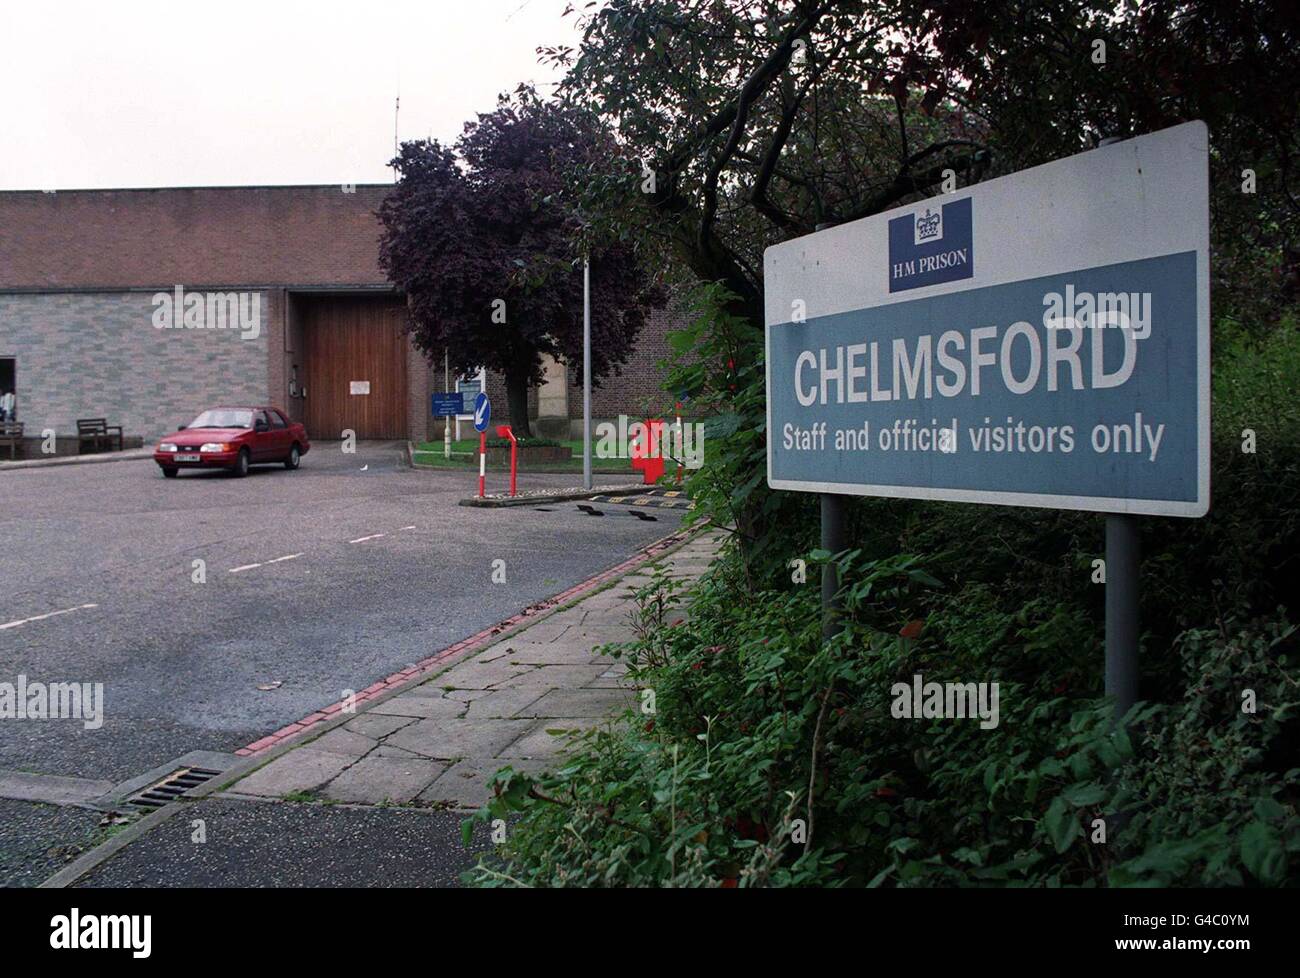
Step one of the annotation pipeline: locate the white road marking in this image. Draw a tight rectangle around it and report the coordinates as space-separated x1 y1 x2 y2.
0 603 99 631
400 525 416 531
349 533 385 543
230 552 304 573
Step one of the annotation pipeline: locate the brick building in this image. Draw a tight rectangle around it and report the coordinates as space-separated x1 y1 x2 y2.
0 184 682 452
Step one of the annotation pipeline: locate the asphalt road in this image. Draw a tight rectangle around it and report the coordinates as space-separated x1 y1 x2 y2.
0 442 680 884
75 797 489 888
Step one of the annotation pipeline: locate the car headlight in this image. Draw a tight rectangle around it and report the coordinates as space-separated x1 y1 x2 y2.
200 443 230 453
159 443 178 452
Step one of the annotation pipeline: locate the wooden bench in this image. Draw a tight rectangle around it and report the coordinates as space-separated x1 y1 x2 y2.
0 421 21 460
77 417 124 453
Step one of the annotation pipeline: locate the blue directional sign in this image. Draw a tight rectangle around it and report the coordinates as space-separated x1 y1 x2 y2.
764 122 1209 518
473 392 491 432
431 392 464 417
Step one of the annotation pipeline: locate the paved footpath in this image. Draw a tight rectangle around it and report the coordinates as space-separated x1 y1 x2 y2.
226 527 724 810
50 526 726 887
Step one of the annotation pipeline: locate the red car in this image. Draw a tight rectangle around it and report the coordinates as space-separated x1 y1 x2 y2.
154 406 310 478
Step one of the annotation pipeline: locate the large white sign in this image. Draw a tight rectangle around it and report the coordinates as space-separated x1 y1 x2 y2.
764 121 1210 517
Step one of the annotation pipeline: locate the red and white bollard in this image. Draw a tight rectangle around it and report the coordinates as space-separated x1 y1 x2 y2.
477 430 486 498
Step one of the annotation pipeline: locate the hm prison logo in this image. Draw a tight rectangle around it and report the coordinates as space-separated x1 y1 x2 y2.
888 197 973 293
914 207 942 244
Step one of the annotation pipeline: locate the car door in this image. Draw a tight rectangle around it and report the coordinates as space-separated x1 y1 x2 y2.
250 410 274 461
269 409 292 459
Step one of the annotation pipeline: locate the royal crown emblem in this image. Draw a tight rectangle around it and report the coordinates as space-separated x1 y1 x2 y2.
915 208 942 241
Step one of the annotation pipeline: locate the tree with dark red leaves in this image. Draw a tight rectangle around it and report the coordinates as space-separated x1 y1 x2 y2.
378 89 664 437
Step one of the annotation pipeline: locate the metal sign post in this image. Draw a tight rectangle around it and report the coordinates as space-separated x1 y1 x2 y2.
473 392 491 498
583 256 592 491
1105 513 1141 724
821 493 846 640
763 122 1210 716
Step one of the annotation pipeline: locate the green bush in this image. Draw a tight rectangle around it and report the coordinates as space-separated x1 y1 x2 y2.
465 553 1297 887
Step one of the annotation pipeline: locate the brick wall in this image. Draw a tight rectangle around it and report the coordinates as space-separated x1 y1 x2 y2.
0 185 682 444
0 291 268 441
0 185 395 290
578 300 689 421
407 340 433 443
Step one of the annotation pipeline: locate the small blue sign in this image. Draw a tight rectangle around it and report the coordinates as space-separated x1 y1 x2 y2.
888 197 974 293
431 392 464 417
473 392 491 432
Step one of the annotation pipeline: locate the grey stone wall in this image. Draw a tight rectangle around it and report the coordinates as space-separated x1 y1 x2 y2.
0 290 268 442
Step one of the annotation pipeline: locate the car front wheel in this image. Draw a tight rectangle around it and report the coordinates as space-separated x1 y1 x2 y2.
162 467 178 478
233 448 250 477
284 443 301 470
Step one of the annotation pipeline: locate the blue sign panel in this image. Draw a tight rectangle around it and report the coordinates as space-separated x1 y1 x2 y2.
888 197 974 293
473 392 491 432
431 392 464 417
764 122 1210 517
770 252 1197 504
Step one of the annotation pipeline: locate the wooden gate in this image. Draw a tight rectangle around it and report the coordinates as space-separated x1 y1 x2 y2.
300 296 408 440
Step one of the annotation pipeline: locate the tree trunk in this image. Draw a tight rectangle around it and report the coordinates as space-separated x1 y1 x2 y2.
504 367 534 438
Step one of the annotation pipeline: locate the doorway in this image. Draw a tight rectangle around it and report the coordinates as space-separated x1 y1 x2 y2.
299 296 408 440
0 358 15 420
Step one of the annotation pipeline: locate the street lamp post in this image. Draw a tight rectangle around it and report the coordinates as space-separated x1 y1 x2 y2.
583 255 592 490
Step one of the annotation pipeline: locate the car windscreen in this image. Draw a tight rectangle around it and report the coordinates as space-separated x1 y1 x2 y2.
188 409 253 429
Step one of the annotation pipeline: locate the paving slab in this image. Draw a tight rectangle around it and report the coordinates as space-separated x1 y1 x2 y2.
321 755 447 804
442 687 494 702
373 745 426 759
462 687 548 720
493 663 608 688
343 713 420 739
524 687 636 718
235 749 356 798
491 640 605 665
367 693 468 719
385 717 535 760
505 721 594 759
306 727 380 757
437 658 538 690
0 770 116 806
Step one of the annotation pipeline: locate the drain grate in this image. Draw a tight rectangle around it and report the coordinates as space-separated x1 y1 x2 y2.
128 766 222 810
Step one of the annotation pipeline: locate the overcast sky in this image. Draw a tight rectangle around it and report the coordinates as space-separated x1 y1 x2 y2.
0 0 582 190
